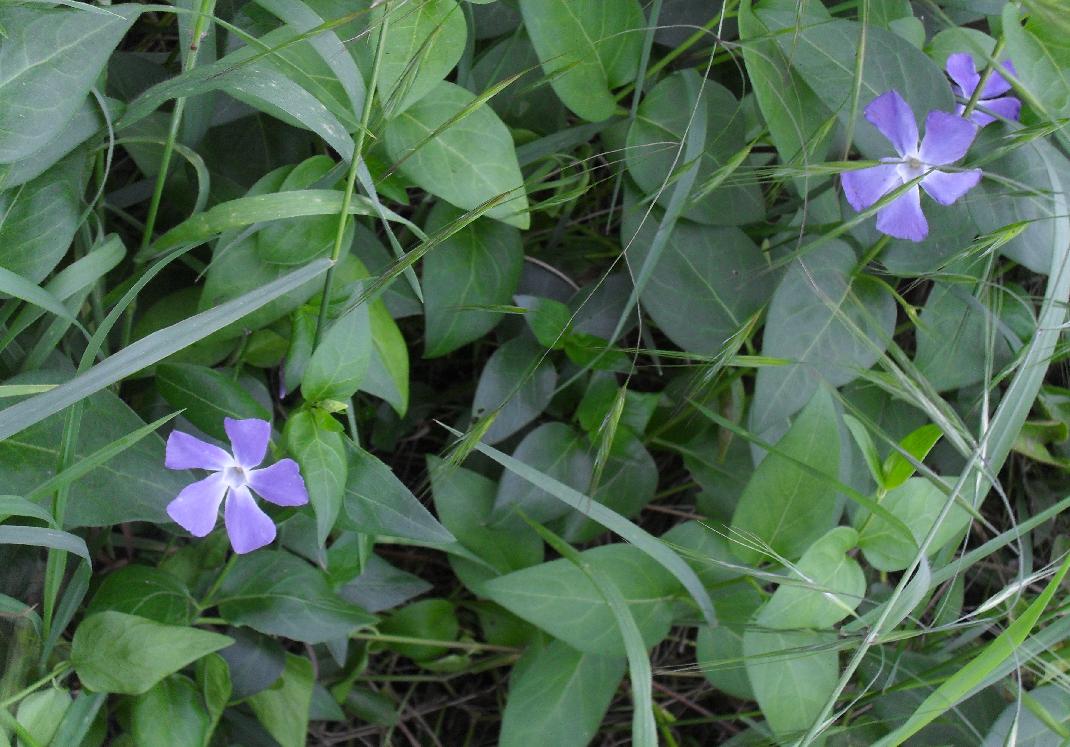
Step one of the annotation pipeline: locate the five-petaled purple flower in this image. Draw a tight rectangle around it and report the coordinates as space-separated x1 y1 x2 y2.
842 90 981 242
946 52 1021 127
165 418 309 554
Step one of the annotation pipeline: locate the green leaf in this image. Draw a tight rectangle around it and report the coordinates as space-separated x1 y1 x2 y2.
500 638 624 747
471 336 557 443
621 190 774 355
1003 4 1070 122
454 424 718 631
427 456 543 589
742 628 839 741
363 300 410 416
758 526 865 629
984 685 1070 745
196 654 231 747
0 374 186 528
376 0 467 117
0 154 85 283
384 81 530 228
215 550 376 644
482 544 680 656
87 565 196 626
0 525 89 563
755 4 954 160
0 4 136 162
15 686 70 747
469 29 565 133
255 156 349 266
517 0 643 122
71 612 233 695
120 29 356 161
422 204 523 357
696 585 763 700
49 692 105 747
751 240 896 435
152 190 402 255
739 0 834 195
379 598 460 661
914 277 1016 392
517 296 572 350
131 675 210 747
302 301 372 403
285 409 348 548
857 478 972 572
342 441 455 543
626 71 764 225
0 495 53 525
0 259 332 442
492 423 593 524
156 364 271 440
731 387 842 564
247 654 314 747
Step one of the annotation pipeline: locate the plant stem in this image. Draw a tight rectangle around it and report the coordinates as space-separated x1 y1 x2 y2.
312 3 390 349
962 37 1006 119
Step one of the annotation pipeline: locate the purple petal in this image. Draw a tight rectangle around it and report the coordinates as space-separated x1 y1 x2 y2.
224 485 276 554
224 418 271 469
165 430 231 471
842 163 901 212
247 459 309 507
980 61 1015 98
167 473 227 537
971 96 1021 126
864 91 918 157
921 168 982 205
946 53 980 97
876 186 928 242
918 111 978 166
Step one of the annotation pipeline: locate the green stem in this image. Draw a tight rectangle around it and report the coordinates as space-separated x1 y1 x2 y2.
197 552 239 611
123 0 217 346
962 36 1006 119
0 662 73 710
312 3 390 348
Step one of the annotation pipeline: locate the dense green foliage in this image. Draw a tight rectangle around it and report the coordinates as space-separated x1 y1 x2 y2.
2 0 1070 744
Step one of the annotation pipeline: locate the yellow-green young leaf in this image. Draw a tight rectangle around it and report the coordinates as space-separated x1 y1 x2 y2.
881 423 943 490
731 387 842 564
517 0 644 122
71 612 233 695
248 654 314 747
302 301 372 403
1003 4 1070 121
285 409 348 548
384 81 530 229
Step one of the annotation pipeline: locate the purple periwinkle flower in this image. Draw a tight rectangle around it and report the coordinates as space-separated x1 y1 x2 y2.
165 418 309 554
946 52 1021 127
842 90 981 242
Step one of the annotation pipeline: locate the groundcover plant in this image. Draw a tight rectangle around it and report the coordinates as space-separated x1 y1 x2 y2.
1 0 1069 744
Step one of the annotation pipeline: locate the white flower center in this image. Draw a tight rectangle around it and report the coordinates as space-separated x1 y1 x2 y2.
897 153 927 182
223 464 248 488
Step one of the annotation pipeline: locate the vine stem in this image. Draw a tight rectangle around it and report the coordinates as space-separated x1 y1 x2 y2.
312 2 390 349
